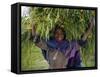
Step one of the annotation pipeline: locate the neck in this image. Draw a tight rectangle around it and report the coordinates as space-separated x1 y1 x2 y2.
56 39 63 43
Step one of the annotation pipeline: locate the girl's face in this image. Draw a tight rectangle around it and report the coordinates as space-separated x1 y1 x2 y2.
54 29 64 41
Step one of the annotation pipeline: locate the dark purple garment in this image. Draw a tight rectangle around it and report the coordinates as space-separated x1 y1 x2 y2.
33 35 86 68
46 39 82 68
66 40 81 68
47 39 69 53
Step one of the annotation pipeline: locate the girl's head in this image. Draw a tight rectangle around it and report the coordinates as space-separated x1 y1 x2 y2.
53 24 66 41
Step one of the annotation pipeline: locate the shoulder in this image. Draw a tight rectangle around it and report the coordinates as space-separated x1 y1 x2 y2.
47 39 56 44
71 39 77 44
70 39 80 49
68 39 77 47
46 39 57 48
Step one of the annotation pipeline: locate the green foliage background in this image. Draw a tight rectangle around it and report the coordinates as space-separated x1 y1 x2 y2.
21 7 95 71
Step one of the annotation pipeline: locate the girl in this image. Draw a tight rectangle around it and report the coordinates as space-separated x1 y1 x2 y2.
31 17 94 69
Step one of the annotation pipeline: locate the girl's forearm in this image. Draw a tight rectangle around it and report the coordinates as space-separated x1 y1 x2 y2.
81 17 94 41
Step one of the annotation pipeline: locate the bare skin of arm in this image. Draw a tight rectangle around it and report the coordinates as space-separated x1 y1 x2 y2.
81 17 95 41
31 23 48 50
32 23 37 36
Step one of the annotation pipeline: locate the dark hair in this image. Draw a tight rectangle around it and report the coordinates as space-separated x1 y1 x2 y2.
50 24 66 40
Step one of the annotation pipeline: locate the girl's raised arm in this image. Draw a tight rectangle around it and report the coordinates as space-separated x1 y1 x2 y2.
31 23 48 51
81 17 95 41
78 17 95 47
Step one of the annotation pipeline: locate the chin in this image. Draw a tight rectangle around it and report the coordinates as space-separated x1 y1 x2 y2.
57 39 63 42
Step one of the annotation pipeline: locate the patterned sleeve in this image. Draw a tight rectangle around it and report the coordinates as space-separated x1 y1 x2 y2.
77 39 87 47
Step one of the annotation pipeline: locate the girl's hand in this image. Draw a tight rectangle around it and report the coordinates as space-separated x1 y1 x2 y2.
88 17 95 30
32 23 37 36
